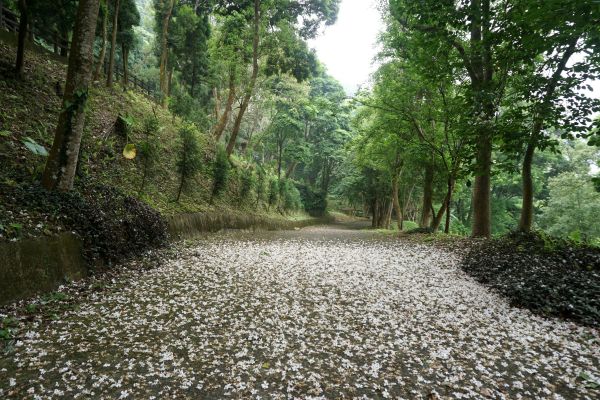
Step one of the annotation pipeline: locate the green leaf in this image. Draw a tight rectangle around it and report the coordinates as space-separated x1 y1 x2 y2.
0 328 11 340
0 130 10 137
22 137 49 156
261 362 270 369
579 371 600 389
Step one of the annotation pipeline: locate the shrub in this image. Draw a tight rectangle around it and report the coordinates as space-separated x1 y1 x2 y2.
138 117 160 193
461 230 600 327
268 178 279 209
0 182 168 266
211 145 230 201
240 168 256 202
255 168 267 207
176 124 203 201
296 183 327 216
281 179 302 212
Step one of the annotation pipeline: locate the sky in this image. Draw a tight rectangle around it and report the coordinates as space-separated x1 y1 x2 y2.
308 0 384 95
309 2 600 102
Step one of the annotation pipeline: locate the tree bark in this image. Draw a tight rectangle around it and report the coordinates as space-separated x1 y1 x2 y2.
213 87 220 120
470 0 494 238
106 0 120 87
431 177 454 232
518 137 536 232
392 173 403 231
158 0 175 107
285 161 298 179
226 0 260 156
419 161 434 228
444 177 454 234
121 43 129 86
471 133 492 237
167 65 174 98
15 0 28 79
371 198 378 228
385 199 393 229
42 0 100 191
277 138 283 179
94 2 108 80
213 69 236 141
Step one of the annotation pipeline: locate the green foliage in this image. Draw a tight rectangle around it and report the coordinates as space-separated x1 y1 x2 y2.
297 182 327 216
255 167 267 207
462 230 600 327
138 117 161 193
212 145 230 199
539 171 600 241
117 0 141 49
240 168 256 201
402 221 419 232
268 178 279 209
176 124 203 201
281 180 302 211
21 136 48 157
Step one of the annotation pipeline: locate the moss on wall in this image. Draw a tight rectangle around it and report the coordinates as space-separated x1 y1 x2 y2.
0 233 86 305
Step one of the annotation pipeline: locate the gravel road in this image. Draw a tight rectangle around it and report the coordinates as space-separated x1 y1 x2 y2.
1 223 599 399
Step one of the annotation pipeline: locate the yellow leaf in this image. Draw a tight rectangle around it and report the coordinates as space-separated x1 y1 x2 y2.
123 144 137 160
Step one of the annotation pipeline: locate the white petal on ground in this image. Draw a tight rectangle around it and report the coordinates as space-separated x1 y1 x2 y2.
0 226 598 398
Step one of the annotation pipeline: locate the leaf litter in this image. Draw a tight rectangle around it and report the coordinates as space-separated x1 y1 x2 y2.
0 226 598 399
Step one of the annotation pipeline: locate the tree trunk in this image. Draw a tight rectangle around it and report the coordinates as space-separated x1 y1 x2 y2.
213 87 220 120
94 2 108 80
15 0 28 79
392 174 403 231
106 0 120 87
167 65 174 98
213 70 236 141
53 29 59 54
158 0 175 107
519 135 536 232
419 161 434 228
385 199 393 229
431 176 454 232
42 0 100 191
176 173 185 202
277 140 283 179
285 161 298 179
371 199 378 228
121 43 129 86
190 64 196 97
226 0 260 156
471 133 492 237
517 38 577 232
444 177 454 234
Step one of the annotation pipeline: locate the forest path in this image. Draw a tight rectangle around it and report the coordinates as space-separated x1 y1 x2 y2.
1 224 599 399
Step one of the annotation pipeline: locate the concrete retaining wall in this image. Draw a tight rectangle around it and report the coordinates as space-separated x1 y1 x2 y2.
0 233 87 305
168 212 333 239
0 212 331 305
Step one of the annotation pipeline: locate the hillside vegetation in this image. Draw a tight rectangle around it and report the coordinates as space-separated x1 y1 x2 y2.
0 41 310 260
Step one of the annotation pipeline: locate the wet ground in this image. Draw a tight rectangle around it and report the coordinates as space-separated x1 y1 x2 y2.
1 223 599 399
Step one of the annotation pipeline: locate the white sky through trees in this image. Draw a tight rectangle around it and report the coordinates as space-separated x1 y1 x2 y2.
308 0 383 95
309 2 600 101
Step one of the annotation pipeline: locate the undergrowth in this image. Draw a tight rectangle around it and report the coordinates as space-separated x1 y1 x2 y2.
461 230 600 327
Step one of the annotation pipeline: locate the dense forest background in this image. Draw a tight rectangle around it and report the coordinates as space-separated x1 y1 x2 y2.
0 0 599 246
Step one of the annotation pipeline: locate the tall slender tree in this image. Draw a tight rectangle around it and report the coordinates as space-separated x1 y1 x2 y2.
15 0 28 78
42 0 101 191
94 0 109 80
106 0 120 87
